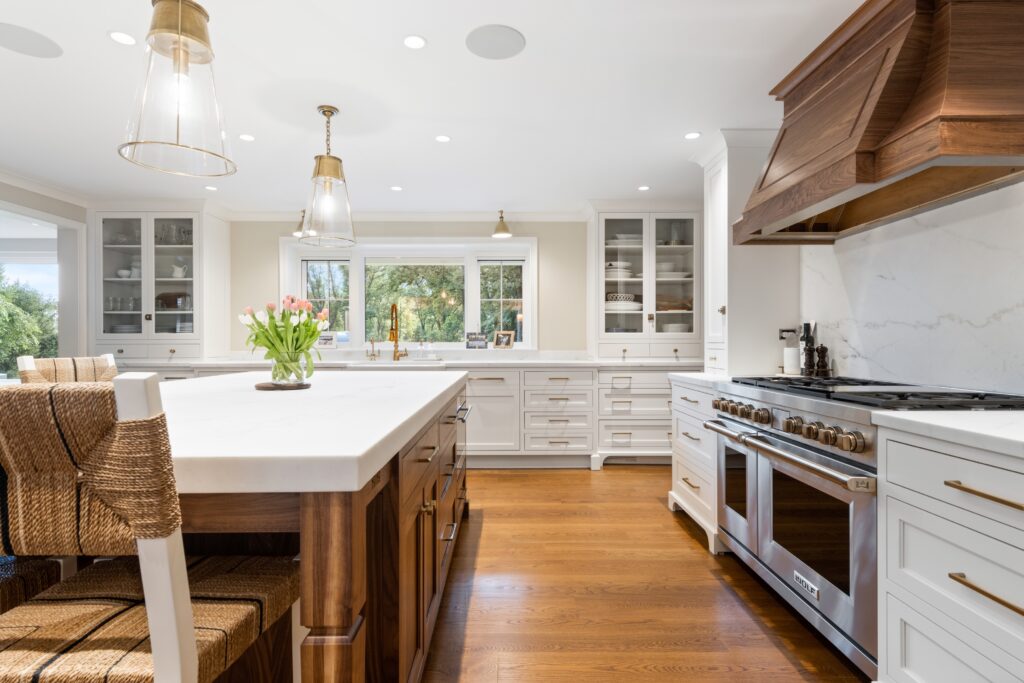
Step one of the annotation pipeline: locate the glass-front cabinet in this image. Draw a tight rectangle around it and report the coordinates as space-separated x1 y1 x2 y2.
600 212 701 348
96 212 199 343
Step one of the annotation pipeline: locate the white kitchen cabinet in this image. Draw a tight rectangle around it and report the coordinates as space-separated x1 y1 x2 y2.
465 394 520 452
91 208 230 359
597 212 702 359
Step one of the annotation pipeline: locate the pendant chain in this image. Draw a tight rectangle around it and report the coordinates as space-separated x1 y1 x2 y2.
325 116 332 156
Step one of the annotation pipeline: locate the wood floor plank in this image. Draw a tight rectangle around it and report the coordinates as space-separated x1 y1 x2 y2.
423 467 868 683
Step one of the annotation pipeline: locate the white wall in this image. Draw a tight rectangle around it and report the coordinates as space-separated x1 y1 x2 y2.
801 182 1024 393
230 220 588 352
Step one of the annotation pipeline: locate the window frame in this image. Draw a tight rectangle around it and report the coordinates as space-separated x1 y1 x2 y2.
280 236 537 349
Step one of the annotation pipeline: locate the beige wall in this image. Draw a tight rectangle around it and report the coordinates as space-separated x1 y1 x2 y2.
230 220 588 351
0 180 86 224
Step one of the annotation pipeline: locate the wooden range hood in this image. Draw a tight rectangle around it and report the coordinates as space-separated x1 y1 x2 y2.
733 0 1024 245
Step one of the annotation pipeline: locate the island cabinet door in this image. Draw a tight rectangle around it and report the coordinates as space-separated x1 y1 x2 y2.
400 468 442 683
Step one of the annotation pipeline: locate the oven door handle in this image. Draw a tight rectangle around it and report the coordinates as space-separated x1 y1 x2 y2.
702 419 746 444
741 435 877 494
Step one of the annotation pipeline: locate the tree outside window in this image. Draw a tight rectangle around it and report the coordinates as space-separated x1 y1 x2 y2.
302 260 349 340
0 264 58 377
479 261 524 342
364 263 465 343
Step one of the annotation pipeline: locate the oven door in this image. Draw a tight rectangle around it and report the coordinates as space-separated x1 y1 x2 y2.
705 418 759 553
747 433 877 658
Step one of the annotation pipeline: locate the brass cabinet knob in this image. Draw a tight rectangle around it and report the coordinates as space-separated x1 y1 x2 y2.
717 306 727 315
420 500 436 515
782 416 804 433
817 426 841 446
801 421 824 439
753 408 771 424
837 431 867 453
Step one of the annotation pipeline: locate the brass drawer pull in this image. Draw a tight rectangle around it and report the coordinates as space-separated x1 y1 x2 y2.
418 445 439 463
420 500 436 515
679 395 699 404
612 432 632 437
548 440 571 445
548 396 570 401
548 418 570 423
681 477 700 491
548 377 571 381
441 522 457 543
455 404 473 423
680 431 700 442
943 480 1024 511
470 377 505 381
948 572 1024 618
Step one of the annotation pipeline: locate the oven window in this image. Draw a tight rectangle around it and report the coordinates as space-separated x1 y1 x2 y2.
771 469 851 594
723 446 749 516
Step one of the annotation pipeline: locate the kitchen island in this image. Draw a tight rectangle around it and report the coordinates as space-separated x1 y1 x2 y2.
158 370 469 683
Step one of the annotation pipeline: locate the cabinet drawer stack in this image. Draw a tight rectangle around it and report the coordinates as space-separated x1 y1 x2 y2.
593 371 671 469
668 375 722 554
878 432 1024 682
522 370 596 457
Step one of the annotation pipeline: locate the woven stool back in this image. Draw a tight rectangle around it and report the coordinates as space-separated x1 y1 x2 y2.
0 382 181 557
18 355 118 384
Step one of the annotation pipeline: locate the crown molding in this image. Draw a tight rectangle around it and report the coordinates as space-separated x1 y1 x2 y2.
0 169 91 208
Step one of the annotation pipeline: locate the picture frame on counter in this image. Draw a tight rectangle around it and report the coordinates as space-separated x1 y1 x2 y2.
316 332 338 349
494 330 515 349
465 332 488 350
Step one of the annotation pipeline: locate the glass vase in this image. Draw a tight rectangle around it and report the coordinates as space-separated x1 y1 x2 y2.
271 354 309 386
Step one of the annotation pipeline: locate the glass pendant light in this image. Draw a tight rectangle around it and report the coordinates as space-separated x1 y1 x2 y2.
492 209 512 239
118 0 236 177
292 210 306 238
297 105 356 247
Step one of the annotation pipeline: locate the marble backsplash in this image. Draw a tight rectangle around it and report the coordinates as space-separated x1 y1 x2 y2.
800 183 1024 393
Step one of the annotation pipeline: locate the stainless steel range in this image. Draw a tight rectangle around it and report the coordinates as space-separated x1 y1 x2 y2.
702 376 1024 679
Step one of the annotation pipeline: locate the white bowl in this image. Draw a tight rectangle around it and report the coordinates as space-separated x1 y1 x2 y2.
663 323 692 333
656 262 676 272
116 269 131 278
605 261 630 269
606 292 636 302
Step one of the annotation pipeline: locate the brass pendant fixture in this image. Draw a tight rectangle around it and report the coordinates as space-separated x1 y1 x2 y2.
492 209 512 239
119 0 236 177
297 105 356 247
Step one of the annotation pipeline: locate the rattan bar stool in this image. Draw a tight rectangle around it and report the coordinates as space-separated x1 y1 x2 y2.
16 354 119 383
0 374 300 683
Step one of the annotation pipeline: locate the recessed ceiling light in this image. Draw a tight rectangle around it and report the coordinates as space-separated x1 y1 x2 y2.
684 131 702 140
435 135 451 143
238 133 255 142
403 35 427 49
204 186 218 191
466 25 526 60
108 31 136 46
390 186 403 192
637 186 651 192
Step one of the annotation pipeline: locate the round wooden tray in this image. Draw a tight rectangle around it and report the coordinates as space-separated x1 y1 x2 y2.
255 382 311 391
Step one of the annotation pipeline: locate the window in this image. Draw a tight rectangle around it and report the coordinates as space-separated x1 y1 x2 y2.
301 260 349 341
479 260 524 342
364 262 465 343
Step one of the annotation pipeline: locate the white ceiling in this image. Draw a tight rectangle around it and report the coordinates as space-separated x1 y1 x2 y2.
0 0 860 214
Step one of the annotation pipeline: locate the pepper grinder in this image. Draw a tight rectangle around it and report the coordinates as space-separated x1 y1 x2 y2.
814 344 831 378
802 334 816 376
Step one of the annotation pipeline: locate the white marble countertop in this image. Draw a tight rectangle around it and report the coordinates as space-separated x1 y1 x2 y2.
125 356 703 370
667 371 730 390
159 370 467 494
873 410 1024 460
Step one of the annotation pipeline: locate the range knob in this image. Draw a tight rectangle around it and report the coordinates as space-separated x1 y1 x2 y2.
752 408 771 424
782 416 804 434
801 421 825 439
837 431 867 453
729 402 741 416
738 404 753 419
712 398 723 410
818 426 843 446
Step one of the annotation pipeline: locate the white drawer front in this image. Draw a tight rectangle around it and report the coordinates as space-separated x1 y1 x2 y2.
524 433 592 452
598 343 650 359
672 409 715 473
466 371 519 396
523 389 594 412
523 370 594 387
95 344 148 360
885 594 1022 683
148 343 200 360
651 342 702 360
673 454 713 521
888 440 1024 532
598 421 672 452
598 371 670 389
887 497 1024 661
523 412 593 430
599 389 671 418
671 383 715 418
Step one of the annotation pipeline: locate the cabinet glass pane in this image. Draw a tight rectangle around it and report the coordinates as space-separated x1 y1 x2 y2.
603 218 643 334
153 217 195 335
653 218 694 335
101 217 143 335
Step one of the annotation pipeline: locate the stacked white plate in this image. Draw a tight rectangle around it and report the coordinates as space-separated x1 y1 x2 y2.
656 271 691 279
606 235 643 247
111 324 141 333
605 301 642 312
605 267 633 279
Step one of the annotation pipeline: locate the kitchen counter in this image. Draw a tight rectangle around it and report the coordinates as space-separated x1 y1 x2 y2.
158 369 467 493
124 356 704 371
667 371 730 390
873 410 1024 460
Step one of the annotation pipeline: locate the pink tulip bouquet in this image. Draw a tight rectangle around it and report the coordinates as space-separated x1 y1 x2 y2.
239 295 330 385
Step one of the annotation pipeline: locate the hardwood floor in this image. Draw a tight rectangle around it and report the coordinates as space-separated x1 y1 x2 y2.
423 466 869 683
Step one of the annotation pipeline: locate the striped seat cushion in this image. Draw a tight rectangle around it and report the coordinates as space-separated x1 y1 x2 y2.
0 556 298 683
0 557 61 614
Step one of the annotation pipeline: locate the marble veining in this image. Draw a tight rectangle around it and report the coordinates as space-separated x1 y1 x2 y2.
800 183 1024 393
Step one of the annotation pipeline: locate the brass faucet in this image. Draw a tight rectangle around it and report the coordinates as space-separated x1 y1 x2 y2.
388 304 408 361
365 338 379 361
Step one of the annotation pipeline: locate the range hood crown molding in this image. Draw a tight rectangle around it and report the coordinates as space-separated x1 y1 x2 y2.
733 0 1024 245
